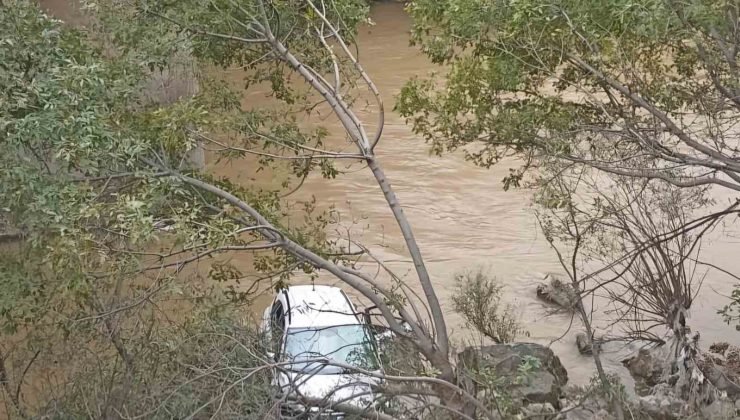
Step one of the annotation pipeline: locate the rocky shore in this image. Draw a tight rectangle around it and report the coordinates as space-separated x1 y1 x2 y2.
459 339 740 419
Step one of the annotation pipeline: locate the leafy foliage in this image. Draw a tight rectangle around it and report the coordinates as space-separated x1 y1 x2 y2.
0 1 357 417
400 0 740 341
86 0 369 101
401 4 740 414
399 0 740 190
462 354 543 416
719 287 740 330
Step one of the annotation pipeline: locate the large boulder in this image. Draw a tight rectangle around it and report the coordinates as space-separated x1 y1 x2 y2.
621 348 664 389
536 275 578 310
457 343 568 408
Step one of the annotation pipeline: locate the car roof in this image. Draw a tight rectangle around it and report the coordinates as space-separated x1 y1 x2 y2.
283 285 361 329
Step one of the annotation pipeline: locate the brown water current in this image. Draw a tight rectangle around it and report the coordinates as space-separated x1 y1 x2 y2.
38 0 740 386
215 2 740 385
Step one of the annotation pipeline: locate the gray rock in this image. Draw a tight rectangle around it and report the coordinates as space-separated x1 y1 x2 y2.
637 393 690 420
622 348 663 387
700 397 737 419
575 333 593 355
458 343 568 408
700 348 740 400
704 363 740 399
536 275 577 309
519 370 561 406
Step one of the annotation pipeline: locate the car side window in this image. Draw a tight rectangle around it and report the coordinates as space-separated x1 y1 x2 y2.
271 302 285 329
270 301 285 356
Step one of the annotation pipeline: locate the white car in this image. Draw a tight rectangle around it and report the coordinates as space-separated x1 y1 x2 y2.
261 285 383 418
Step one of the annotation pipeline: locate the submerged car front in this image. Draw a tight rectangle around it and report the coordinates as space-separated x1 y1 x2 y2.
275 324 383 418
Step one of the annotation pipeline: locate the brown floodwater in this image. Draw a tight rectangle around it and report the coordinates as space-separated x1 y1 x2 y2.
214 2 740 385
37 0 740 386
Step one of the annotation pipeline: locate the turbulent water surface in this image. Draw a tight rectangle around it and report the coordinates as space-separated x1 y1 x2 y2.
223 2 740 384
41 0 740 385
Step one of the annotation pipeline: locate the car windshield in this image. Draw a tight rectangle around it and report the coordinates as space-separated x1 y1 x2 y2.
283 324 380 374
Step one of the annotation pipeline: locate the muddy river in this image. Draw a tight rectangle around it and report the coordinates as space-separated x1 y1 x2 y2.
40 0 740 385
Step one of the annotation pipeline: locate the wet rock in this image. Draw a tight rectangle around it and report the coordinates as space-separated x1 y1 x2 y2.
575 333 593 355
536 275 577 309
458 343 568 408
622 348 663 388
521 402 556 420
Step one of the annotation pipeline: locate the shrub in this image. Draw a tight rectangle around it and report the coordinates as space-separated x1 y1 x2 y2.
452 269 525 343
